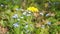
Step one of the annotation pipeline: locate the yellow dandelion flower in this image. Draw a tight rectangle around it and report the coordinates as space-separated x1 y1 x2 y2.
27 7 39 12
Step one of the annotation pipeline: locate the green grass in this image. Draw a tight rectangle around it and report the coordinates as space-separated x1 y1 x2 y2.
0 9 60 34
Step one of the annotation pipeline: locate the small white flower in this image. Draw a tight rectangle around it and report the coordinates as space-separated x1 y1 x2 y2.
23 12 27 15
1 4 4 7
46 13 50 16
27 14 31 16
12 14 18 18
47 22 51 25
28 11 31 13
40 12 44 16
13 23 19 27
20 16 24 19
25 10 31 13
20 8 24 11
17 19 20 21
24 25 28 28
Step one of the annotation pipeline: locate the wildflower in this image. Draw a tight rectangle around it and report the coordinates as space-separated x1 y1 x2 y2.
17 19 20 21
23 11 31 16
27 7 39 12
20 16 24 19
24 25 28 28
23 12 27 15
1 4 4 7
40 12 44 16
27 14 31 16
20 8 24 11
12 14 18 18
46 13 50 16
28 11 31 13
13 23 19 28
25 10 31 13
47 22 51 25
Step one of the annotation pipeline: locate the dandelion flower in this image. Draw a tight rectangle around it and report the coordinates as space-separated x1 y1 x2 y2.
27 7 39 12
